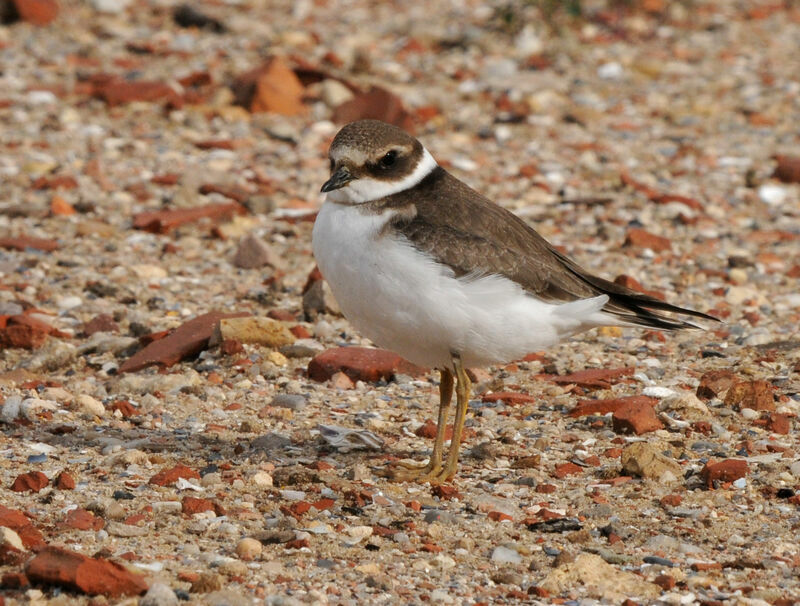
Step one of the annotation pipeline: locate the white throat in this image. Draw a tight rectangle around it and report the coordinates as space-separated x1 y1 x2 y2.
326 147 438 205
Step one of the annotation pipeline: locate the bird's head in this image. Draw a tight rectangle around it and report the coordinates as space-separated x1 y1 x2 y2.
321 120 437 204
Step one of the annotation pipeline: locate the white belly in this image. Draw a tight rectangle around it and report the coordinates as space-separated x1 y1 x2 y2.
312 202 608 369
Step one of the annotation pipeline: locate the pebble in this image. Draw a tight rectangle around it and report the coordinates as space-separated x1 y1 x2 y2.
757 184 787 205
252 471 273 487
76 394 106 417
0 527 25 551
490 546 522 564
271 394 307 410
235 538 262 560
140 582 179 606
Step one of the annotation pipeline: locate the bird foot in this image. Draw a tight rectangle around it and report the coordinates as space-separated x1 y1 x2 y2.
378 459 455 485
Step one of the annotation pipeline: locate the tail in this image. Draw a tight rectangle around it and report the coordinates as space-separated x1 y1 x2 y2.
584 274 718 330
550 247 720 331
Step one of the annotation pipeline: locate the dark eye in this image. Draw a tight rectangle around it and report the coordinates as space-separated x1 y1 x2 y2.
379 150 398 168
329 158 335 171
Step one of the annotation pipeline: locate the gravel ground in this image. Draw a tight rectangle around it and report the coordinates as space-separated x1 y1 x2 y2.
1 1 800 604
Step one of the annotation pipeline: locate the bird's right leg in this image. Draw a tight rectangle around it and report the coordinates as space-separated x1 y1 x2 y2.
384 368 453 480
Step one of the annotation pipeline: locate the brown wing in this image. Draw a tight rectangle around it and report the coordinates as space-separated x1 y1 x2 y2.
384 167 717 330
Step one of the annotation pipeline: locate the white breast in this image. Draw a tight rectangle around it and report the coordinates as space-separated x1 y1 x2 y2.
312 202 611 370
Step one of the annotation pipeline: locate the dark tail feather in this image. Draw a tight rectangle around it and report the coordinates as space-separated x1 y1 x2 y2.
594 277 719 330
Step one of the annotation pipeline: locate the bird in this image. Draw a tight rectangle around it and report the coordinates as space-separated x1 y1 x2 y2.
312 119 716 485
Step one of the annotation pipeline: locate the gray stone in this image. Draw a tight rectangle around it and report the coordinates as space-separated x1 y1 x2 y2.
139 582 179 606
250 432 292 452
271 394 307 410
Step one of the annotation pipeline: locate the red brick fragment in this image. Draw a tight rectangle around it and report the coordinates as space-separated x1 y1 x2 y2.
488 511 513 522
570 395 657 417
421 542 443 553
660 494 683 507
773 155 800 183
132 202 246 234
285 538 309 549
653 574 676 590
480 391 537 405
431 485 461 500
765 413 790 435
691 561 722 571
311 498 335 511
198 183 251 204
0 235 59 252
181 497 215 515
109 400 139 417
701 459 749 489
54 470 75 490
149 464 200 487
32 175 77 190
10 471 49 493
232 56 306 115
541 367 634 390
553 462 583 478
612 400 663 435
696 369 737 400
414 419 453 440
308 346 426 383
50 195 76 215
332 85 414 132
63 508 104 531
25 546 148 597
613 274 665 300
119 311 249 373
0 505 45 549
536 483 557 493
624 228 672 252
10 0 58 25
724 380 775 411
91 76 181 107
1 571 30 588
82 314 119 336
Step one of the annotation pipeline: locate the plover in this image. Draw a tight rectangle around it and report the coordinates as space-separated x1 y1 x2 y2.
312 119 715 484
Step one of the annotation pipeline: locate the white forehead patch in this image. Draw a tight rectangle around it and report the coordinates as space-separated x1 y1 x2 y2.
330 145 368 166
326 147 438 205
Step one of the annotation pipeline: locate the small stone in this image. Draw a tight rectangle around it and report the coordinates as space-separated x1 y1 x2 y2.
216 317 295 348
270 394 307 410
540 553 659 601
757 184 787 206
190 572 223 593
236 537 263 561
491 546 522 564
329 371 355 390
0 527 25 551
320 79 355 108
232 233 283 269
252 471 273 487
140 582 179 606
76 394 106 418
302 279 341 318
621 443 682 482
